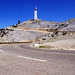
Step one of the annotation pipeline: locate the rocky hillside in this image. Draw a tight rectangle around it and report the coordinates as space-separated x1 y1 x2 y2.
0 18 75 43
0 28 46 43
66 18 75 24
9 18 75 31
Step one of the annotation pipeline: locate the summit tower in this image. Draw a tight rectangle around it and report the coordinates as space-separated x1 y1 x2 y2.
34 5 38 20
34 5 41 21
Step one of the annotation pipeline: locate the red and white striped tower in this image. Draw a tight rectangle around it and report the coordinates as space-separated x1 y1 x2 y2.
34 5 38 20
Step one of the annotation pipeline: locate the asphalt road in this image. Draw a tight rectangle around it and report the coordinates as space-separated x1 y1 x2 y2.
0 43 75 75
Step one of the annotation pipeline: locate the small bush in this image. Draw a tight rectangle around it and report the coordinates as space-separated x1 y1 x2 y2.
39 46 54 49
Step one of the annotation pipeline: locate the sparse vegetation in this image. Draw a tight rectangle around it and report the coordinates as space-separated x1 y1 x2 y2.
12 24 18 27
51 34 54 37
0 28 14 37
39 46 54 49
62 32 67 35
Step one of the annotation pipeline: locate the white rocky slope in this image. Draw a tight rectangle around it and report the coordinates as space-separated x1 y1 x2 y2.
61 24 75 31
34 31 75 50
12 19 75 31
0 18 75 43
18 20 59 29
0 29 46 42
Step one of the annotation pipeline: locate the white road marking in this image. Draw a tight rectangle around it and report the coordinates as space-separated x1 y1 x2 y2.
17 55 47 62
0 49 4 53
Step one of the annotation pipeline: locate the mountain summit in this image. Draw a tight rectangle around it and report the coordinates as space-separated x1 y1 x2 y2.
0 18 75 43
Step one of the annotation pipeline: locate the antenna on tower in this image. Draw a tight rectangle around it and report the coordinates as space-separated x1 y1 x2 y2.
35 5 37 10
35 4 36 8
35 0 37 9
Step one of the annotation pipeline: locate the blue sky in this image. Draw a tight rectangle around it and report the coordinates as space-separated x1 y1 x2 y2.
0 0 75 29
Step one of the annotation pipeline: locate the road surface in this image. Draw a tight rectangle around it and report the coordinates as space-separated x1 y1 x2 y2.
0 43 75 75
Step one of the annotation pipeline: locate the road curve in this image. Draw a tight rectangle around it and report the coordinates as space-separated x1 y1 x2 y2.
0 43 75 75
